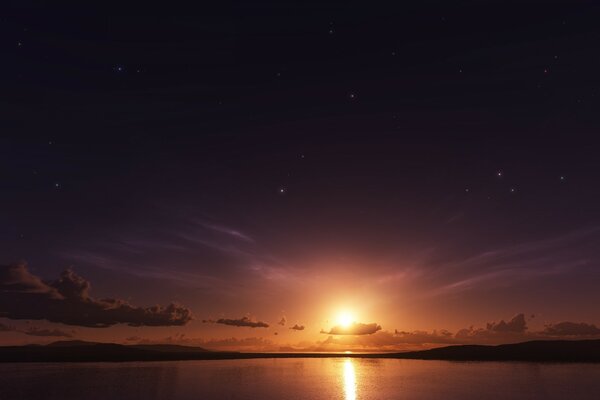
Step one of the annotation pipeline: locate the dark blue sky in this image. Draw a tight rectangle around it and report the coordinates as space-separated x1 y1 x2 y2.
2 2 600 347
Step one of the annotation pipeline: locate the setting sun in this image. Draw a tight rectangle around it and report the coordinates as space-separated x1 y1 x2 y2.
3 3 600 400
337 311 354 328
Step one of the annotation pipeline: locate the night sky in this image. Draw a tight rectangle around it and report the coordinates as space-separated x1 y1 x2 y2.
2 2 600 351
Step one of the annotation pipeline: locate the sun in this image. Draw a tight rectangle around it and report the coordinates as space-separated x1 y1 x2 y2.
337 311 354 328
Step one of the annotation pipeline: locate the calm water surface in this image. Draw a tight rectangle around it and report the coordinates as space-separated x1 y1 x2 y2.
1 358 599 399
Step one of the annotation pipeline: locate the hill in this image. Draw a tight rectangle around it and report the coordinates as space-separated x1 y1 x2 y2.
390 339 600 362
0 339 599 363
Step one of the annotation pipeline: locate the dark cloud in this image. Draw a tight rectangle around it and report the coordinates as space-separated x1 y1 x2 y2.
486 314 527 333
290 324 305 331
136 334 277 351
315 318 526 351
394 329 455 344
278 316 286 326
542 322 600 337
454 314 530 344
203 316 269 328
0 263 192 328
201 336 274 349
321 322 382 335
0 322 13 332
22 327 73 337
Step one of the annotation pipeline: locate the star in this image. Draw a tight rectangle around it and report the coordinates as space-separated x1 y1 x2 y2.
278 186 287 194
54 183 61 189
349 93 356 99
496 170 503 177
510 187 516 193
560 175 566 181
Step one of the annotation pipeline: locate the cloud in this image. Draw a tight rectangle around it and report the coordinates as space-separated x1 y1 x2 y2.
314 315 529 351
22 327 73 337
315 331 446 352
486 313 527 333
290 324 305 331
321 322 382 335
199 222 254 243
203 316 269 328
394 329 455 344
0 322 13 332
454 314 530 344
134 334 277 351
542 322 600 337
200 336 274 349
0 321 72 337
0 263 192 328
278 316 286 326
424 228 599 299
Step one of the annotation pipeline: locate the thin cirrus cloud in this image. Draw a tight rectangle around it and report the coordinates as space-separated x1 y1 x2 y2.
0 322 72 337
129 334 276 351
421 227 599 298
22 327 73 337
57 210 298 296
203 316 270 328
0 263 192 328
198 221 255 243
321 322 382 335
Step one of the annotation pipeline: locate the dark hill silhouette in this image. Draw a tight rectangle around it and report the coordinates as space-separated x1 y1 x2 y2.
0 339 599 363
131 344 210 353
386 340 600 362
47 340 100 347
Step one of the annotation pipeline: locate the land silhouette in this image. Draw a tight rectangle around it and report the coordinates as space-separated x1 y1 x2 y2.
1 339 599 363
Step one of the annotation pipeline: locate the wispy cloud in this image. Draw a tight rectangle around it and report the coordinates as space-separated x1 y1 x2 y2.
197 221 254 243
203 316 269 328
419 227 599 298
58 211 298 291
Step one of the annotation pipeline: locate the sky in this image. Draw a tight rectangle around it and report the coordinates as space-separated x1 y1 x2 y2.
2 2 600 351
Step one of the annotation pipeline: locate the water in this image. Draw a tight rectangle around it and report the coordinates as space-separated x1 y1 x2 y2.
1 358 598 399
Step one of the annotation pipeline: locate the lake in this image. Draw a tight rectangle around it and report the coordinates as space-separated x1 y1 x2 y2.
1 358 599 399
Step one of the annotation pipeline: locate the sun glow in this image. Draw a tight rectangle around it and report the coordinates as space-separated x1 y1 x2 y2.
337 311 354 327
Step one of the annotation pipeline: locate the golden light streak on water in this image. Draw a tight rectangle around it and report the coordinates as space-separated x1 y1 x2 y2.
343 358 357 400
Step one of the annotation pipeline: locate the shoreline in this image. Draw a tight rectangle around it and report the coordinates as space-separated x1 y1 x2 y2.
1 339 599 363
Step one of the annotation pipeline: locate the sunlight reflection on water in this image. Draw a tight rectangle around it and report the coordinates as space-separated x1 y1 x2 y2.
1 358 600 399
343 359 356 400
